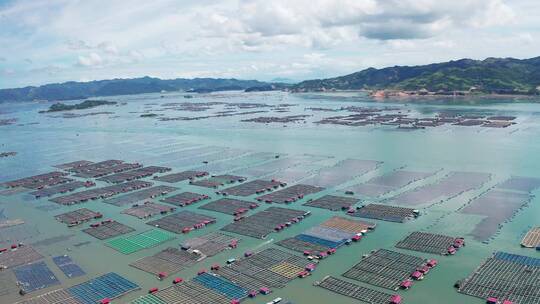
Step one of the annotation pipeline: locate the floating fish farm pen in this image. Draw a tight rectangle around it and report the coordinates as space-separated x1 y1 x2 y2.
82 220 135 240
3 171 70 189
52 255 86 278
30 181 91 198
194 273 249 300
343 249 431 290
315 276 397 304
54 208 102 226
219 179 284 196
153 170 208 183
130 294 166 304
13 261 60 293
122 202 176 219
106 229 175 254
320 216 376 233
180 232 239 257
54 160 94 170
105 185 178 206
458 252 540 304
276 237 331 256
14 288 83 304
220 207 308 239
160 192 210 207
190 175 246 188
351 203 418 223
521 227 540 248
346 170 436 198
147 210 216 234
151 281 231 304
51 180 152 205
255 184 324 204
199 198 258 215
67 272 139 304
130 247 202 276
395 231 464 255
0 245 43 268
302 195 359 211
69 160 142 178
97 166 171 184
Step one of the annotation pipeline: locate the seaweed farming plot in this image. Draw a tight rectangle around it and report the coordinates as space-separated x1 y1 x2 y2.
104 185 177 206
219 179 284 196
180 232 239 257
315 276 396 304
148 281 230 304
2 171 70 189
147 210 216 234
193 152 279 174
346 170 437 197
122 202 176 219
82 220 135 240
320 216 376 233
67 272 139 304
521 227 540 248
391 171 491 206
54 208 102 226
70 160 143 178
97 166 171 184
160 192 210 207
190 174 246 188
458 252 540 304
460 190 532 241
267 167 316 183
153 170 208 183
221 207 308 239
130 247 202 277
52 255 85 278
396 232 464 255
199 198 258 215
343 249 430 290
54 160 94 170
107 229 175 254
350 204 418 223
14 289 82 304
302 195 359 211
496 176 540 192
13 261 60 293
0 245 43 268
302 159 381 188
169 149 249 169
232 155 327 178
29 181 94 199
51 180 152 205
256 184 324 204
0 224 40 246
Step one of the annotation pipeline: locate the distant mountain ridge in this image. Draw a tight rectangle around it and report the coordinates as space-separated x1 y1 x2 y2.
0 77 270 102
293 57 540 95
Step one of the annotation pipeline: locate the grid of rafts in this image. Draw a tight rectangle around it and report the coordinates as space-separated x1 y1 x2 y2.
52 255 85 278
147 210 216 234
219 179 285 196
160 192 210 207
3 171 71 189
301 159 381 188
458 252 540 304
316 276 397 304
148 281 231 304
54 208 102 226
14 288 82 304
97 166 171 183
0 245 43 268
30 181 93 199
67 272 139 304
51 180 152 205
199 198 258 215
153 170 208 183
106 229 175 254
130 247 202 276
181 232 239 257
190 175 246 188
521 227 540 248
350 203 418 223
346 170 436 197
256 184 324 204
82 220 134 240
221 207 308 239
69 160 142 178
302 195 359 211
122 202 176 219
105 185 177 206
396 231 464 255
343 249 430 290
13 261 60 293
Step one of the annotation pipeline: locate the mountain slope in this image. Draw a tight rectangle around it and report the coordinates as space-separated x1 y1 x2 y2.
293 57 540 94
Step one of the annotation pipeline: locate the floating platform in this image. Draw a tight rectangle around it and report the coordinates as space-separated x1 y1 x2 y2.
51 180 152 205
104 185 177 206
220 179 283 196
256 184 324 204
147 211 216 234
82 220 135 240
521 227 540 248
67 272 139 304
316 276 395 304
30 181 92 198
0 271 18 297
107 229 175 254
153 170 208 183
122 202 175 219
458 252 540 304
302 195 359 211
130 247 201 276
3 171 70 189
352 203 418 223
54 160 94 170
276 237 330 256
0 245 43 268
70 160 142 178
149 281 230 304
181 232 239 257
54 208 101 226
14 261 60 293
190 175 246 188
194 272 248 300
160 192 210 207
320 216 376 233
98 166 171 184
52 255 86 278
396 231 462 255
14 288 82 304
130 294 166 304
199 198 258 215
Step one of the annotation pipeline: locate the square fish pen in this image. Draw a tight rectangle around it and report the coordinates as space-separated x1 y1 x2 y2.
256 184 324 204
193 273 248 300
343 249 428 290
67 272 140 304
181 232 239 257
396 231 463 255
97 166 171 184
221 207 307 239
521 227 540 248
3 171 71 189
351 203 418 223
315 276 395 304
458 252 540 304
52 255 85 278
153 170 209 183
14 289 82 304
199 198 258 215
104 185 178 206
130 247 202 276
190 175 246 188
302 195 359 211
147 211 216 234
319 216 376 234
106 229 175 254
0 245 43 268
219 179 284 196
30 181 90 199
122 202 176 219
152 281 230 304
51 180 153 205
13 261 60 293
276 237 331 255
54 208 101 226
160 192 210 207
82 220 135 240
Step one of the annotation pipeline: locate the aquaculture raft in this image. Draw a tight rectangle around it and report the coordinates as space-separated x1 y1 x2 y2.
54 208 101 226
458 252 540 304
107 229 175 254
13 288 82 304
160 191 210 207
351 204 417 223
302 195 359 211
69 160 141 178
30 181 91 198
395 231 463 255
130 247 201 276
52 255 85 278
316 276 396 304
3 171 71 189
521 227 540 248
82 220 135 240
256 184 324 204
122 202 176 219
199 198 258 215
153 170 209 183
0 245 43 268
181 232 239 257
13 261 60 293
219 179 284 196
190 175 246 188
194 273 248 300
147 210 216 234
67 272 139 304
105 185 177 206
51 180 152 205
346 169 436 198
97 166 171 184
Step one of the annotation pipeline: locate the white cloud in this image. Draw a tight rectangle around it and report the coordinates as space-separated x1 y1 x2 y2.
77 52 104 67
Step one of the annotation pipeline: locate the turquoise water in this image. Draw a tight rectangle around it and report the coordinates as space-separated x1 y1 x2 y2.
0 91 539 304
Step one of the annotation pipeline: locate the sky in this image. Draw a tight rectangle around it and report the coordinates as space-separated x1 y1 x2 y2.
0 0 538 89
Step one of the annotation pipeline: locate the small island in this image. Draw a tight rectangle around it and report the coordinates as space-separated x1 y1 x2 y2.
40 100 117 113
